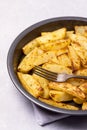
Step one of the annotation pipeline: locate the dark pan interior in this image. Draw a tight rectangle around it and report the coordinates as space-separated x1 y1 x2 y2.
7 17 87 115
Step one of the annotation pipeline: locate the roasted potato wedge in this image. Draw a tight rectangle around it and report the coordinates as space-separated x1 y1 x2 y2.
40 39 70 51
36 28 66 44
75 69 87 76
66 31 74 38
49 82 86 100
49 90 73 102
79 82 87 94
41 30 74 39
17 72 43 98
33 51 57 65
39 97 79 110
67 78 85 86
51 53 71 66
69 34 87 50
49 53 71 66
71 42 87 67
32 74 49 99
73 98 85 104
18 49 57 73
42 62 72 74
18 47 44 73
68 45 81 71
22 39 39 55
75 26 87 37
56 54 71 67
82 102 87 110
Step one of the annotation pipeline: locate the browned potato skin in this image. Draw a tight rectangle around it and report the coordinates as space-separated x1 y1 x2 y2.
39 97 79 110
49 82 86 100
49 90 73 102
73 98 85 104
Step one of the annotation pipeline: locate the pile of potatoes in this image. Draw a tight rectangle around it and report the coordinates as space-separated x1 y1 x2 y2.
17 26 87 110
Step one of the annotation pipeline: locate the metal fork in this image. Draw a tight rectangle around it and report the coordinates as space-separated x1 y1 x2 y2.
33 66 87 82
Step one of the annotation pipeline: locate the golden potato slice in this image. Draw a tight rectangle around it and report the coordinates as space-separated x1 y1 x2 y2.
56 54 71 67
22 39 39 55
32 74 49 99
79 82 87 94
75 26 87 37
69 34 87 50
49 90 73 102
68 45 81 71
17 72 43 98
82 102 87 110
40 39 70 51
36 28 66 44
49 82 86 100
41 28 68 37
75 68 87 76
71 42 87 67
42 62 72 74
34 51 57 65
67 78 85 86
73 98 85 104
18 47 44 73
39 97 79 110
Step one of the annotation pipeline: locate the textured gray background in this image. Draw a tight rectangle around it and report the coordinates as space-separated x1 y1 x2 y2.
0 0 87 129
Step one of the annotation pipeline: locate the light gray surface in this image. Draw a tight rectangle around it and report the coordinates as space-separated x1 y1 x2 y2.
0 0 87 129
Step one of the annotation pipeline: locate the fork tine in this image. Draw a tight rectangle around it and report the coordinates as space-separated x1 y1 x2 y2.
34 66 57 76
34 70 57 82
34 69 57 79
33 66 57 81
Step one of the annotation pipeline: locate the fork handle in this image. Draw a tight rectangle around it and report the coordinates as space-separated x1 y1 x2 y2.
70 75 87 80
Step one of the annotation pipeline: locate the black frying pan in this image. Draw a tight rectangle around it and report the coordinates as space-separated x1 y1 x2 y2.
7 16 87 115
